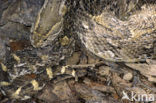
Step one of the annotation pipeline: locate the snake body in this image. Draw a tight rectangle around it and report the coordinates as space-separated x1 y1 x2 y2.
0 0 156 100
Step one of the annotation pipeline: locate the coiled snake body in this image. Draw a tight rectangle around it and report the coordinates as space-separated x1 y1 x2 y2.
0 0 156 100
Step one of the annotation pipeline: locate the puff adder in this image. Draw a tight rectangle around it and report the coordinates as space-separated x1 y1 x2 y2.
0 0 156 100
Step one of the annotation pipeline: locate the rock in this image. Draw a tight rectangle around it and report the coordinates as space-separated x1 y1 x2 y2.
0 37 7 62
148 76 156 83
123 72 133 81
75 83 105 102
0 22 30 40
147 64 156 77
66 52 81 65
52 81 74 101
79 55 88 64
83 78 115 93
125 63 156 83
112 73 132 87
38 85 60 103
130 87 146 94
88 55 99 64
98 66 110 76
0 0 44 26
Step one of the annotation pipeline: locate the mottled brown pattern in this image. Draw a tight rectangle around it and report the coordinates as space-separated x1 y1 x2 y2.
72 4 156 62
0 0 156 100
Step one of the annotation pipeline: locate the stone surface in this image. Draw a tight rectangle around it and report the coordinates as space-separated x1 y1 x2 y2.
0 37 7 62
0 0 44 26
98 66 110 76
88 56 99 64
123 72 133 81
66 52 81 65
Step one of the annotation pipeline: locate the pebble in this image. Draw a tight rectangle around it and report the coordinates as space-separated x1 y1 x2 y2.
123 73 133 81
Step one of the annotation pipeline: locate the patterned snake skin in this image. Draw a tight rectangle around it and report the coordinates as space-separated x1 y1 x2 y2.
0 0 156 100
70 0 156 62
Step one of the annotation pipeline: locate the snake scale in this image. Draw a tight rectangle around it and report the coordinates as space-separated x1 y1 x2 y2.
0 0 156 100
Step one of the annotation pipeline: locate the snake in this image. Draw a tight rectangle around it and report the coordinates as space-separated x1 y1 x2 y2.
0 0 156 100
